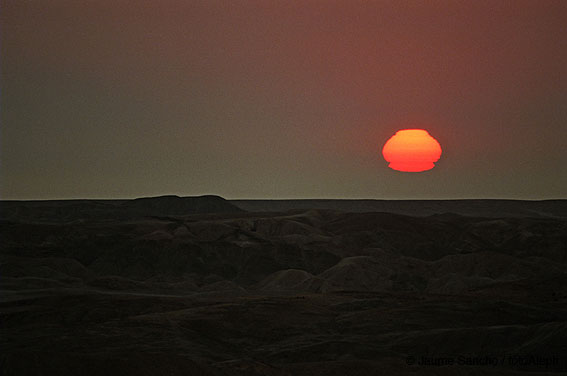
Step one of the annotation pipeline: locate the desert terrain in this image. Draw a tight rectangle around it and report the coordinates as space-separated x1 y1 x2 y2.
1 196 566 375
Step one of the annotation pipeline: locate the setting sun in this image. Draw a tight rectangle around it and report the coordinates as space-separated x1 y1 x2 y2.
382 129 442 172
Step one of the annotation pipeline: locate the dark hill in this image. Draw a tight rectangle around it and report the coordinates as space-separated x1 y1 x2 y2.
128 195 243 215
0 195 243 223
231 199 567 218
2 199 566 375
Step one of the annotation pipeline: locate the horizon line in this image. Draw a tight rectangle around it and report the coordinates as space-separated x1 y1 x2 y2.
1 195 566 202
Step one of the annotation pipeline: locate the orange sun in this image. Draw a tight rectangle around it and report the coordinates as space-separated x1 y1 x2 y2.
382 129 442 172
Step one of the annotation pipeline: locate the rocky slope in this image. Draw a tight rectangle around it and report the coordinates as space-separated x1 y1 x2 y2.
1 197 566 375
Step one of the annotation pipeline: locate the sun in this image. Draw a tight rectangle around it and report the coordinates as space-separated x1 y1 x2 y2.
382 129 442 172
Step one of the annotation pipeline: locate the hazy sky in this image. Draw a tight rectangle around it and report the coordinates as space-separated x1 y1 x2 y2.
2 0 566 200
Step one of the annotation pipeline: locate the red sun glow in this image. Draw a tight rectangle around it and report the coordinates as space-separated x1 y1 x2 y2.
382 129 442 172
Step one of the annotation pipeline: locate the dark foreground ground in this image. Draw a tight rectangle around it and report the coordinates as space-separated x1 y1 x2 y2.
1 196 566 375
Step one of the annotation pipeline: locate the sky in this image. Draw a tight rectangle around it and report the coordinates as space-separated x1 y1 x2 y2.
1 0 566 200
